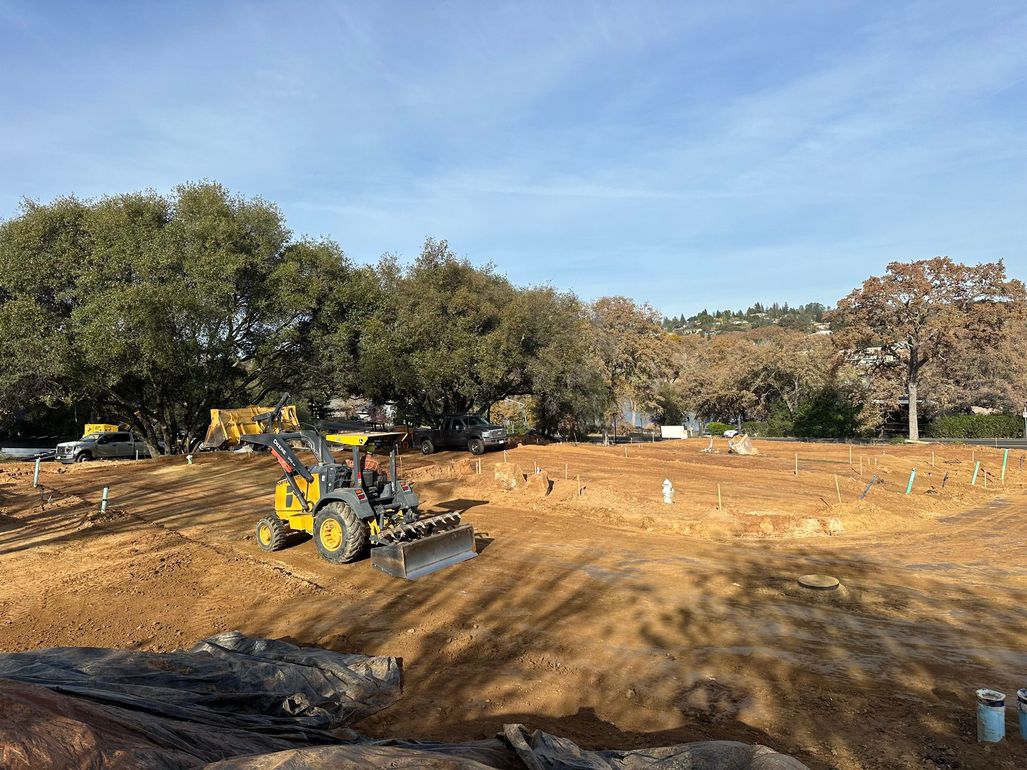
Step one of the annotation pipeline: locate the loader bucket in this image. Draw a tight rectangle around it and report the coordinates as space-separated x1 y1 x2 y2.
370 523 477 580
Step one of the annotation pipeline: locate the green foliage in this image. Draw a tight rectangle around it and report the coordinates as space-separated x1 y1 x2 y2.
925 413 1024 439
0 183 364 452
663 302 826 333
742 410 794 437
705 421 734 434
357 239 602 427
0 296 71 429
739 387 865 439
791 386 863 439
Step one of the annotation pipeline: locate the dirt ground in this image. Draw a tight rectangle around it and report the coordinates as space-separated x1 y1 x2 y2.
1 438 1025 769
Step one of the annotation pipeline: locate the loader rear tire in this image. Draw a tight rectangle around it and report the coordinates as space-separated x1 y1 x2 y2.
313 502 368 563
255 516 287 552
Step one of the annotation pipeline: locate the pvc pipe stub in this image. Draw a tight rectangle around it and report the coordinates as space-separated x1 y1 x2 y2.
798 574 840 590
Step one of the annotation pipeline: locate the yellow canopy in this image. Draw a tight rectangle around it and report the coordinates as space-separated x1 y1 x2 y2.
324 431 405 447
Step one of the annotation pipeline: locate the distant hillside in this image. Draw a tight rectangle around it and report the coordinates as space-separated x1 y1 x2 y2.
663 302 828 334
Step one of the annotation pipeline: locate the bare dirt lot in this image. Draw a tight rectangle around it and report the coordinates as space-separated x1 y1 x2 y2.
1 438 1025 769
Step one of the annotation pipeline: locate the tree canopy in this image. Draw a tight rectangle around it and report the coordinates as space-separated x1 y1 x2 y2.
0 183 365 453
830 257 1026 440
357 239 600 428
4 184 1027 446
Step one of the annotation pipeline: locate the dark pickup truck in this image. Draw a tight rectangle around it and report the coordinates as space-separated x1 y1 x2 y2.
414 415 508 455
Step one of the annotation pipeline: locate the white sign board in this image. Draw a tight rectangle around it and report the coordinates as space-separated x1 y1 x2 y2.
661 425 689 439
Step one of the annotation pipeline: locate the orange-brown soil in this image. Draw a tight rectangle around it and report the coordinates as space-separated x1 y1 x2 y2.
1 438 1025 769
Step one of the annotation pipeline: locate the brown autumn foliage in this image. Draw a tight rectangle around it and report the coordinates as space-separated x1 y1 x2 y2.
829 257 1026 440
666 328 838 423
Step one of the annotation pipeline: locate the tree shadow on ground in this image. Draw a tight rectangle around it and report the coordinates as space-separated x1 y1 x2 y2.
234 504 1027 770
4 459 1027 769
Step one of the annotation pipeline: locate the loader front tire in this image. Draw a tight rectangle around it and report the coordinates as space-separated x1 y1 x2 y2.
255 516 287 552
313 502 368 563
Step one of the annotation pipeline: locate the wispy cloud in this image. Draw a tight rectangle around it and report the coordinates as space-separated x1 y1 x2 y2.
1 0 1025 313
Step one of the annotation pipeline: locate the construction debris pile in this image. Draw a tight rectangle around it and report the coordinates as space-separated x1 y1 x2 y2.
728 434 759 455
0 632 809 770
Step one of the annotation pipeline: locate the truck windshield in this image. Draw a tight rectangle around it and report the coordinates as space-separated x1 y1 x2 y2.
464 416 489 426
82 433 104 440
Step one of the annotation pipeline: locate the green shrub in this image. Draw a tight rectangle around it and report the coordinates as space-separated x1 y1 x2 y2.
705 421 735 435
888 436 906 445
742 411 794 437
925 413 1024 439
791 387 863 439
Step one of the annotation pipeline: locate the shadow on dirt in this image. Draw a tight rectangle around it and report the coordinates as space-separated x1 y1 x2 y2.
4 459 1027 770
435 498 491 512
234 516 1027 770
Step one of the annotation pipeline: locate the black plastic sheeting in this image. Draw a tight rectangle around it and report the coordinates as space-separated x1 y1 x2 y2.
0 632 809 770
208 729 812 770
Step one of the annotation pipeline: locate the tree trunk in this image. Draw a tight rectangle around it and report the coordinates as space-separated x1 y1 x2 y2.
160 424 175 455
907 379 919 441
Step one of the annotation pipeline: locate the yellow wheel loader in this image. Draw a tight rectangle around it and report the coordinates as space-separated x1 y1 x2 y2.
243 427 477 580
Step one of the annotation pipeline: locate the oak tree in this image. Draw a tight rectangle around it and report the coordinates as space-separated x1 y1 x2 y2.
831 258 1025 440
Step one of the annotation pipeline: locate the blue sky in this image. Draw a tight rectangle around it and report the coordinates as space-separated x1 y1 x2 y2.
2 1 1025 316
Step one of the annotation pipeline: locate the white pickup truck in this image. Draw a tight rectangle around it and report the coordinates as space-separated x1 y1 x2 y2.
55 431 150 464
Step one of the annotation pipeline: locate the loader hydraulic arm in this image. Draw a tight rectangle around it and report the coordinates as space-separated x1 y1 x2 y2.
241 431 330 512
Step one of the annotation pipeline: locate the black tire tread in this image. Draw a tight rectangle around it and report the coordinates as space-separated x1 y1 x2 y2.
313 501 369 563
255 515 287 552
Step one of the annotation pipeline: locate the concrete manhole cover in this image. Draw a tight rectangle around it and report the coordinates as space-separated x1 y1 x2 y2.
798 574 840 590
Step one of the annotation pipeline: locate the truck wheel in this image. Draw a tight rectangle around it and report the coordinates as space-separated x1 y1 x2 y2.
468 437 485 455
255 516 288 552
313 502 369 563
420 438 435 455
75 452 92 463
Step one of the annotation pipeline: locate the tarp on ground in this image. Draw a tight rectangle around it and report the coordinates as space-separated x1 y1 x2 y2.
0 632 809 770
0 631 401 769
208 727 811 770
